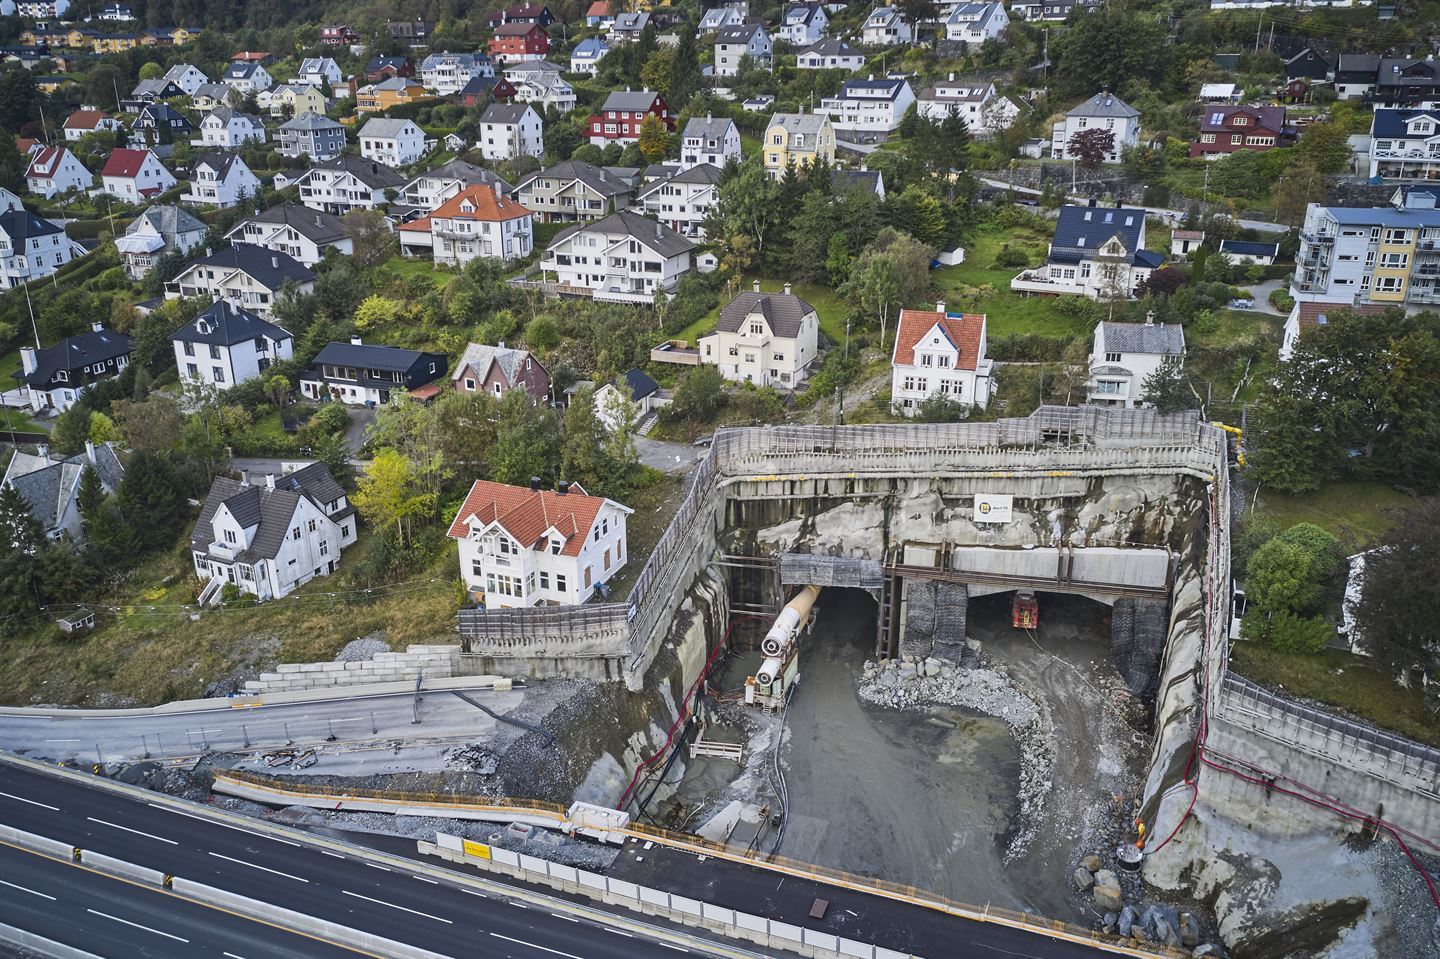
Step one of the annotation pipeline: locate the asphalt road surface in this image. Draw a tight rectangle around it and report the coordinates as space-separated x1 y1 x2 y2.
0 684 524 763
0 763 756 959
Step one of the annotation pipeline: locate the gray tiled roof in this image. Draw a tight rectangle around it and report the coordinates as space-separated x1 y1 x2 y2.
715 23 765 43
599 89 663 112
128 204 205 240
682 116 735 140
190 462 346 561
233 202 347 243
1066 91 1140 119
305 154 406 189
1100 321 1184 356
800 38 861 58
2 445 124 532
767 112 828 138
518 160 635 198
281 111 344 132
480 103 533 125
452 342 540 387
403 159 510 196
358 117 419 138
179 243 315 290
718 289 815 338
550 209 695 258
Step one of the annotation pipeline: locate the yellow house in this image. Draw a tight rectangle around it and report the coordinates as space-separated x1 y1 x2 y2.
268 84 329 117
66 29 96 48
1371 225 1417 303
35 77 74 94
19 30 40 45
92 34 141 54
169 27 201 45
762 112 836 180
355 78 430 114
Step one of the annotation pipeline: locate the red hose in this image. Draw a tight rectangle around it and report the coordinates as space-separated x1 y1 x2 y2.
617 615 766 810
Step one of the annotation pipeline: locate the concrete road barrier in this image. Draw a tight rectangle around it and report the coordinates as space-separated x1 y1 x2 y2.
0 921 108 959
170 877 457 959
0 823 79 861
79 850 167 887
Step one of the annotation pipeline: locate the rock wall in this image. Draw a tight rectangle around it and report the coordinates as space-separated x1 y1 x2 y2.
1111 598 1170 700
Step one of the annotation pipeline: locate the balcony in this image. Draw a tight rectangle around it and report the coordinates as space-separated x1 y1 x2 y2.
1300 230 1336 244
1009 269 1088 297
207 541 242 561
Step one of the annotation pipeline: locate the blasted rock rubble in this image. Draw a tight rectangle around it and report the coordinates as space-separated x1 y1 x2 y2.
858 656 1054 861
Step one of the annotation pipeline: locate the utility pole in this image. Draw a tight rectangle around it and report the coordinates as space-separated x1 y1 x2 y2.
1254 16 1263 55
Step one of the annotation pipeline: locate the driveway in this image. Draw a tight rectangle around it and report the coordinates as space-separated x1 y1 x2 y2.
1239 278 1289 316
636 436 703 473
344 405 377 453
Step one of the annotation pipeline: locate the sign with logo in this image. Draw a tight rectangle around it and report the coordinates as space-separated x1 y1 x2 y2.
974 494 1014 524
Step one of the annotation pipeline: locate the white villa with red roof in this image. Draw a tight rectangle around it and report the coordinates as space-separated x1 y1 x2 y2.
99 148 176 202
890 303 994 415
448 479 632 608
24 146 94 198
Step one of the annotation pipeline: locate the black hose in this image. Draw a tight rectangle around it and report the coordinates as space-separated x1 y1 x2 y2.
450 690 555 746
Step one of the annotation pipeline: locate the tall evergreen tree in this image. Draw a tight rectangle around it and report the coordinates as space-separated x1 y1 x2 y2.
115 452 186 554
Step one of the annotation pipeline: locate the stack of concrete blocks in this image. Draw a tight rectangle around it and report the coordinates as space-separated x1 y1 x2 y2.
900 581 969 665
242 645 461 695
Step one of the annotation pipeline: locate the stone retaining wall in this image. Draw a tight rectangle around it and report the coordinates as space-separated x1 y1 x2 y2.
242 645 460 695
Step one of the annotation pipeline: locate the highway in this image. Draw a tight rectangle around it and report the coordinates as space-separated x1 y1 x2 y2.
0 684 524 763
0 763 756 959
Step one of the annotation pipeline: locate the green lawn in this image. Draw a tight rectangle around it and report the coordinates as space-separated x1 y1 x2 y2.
1252 482 1412 550
671 276 852 347
381 257 457 290
1229 643 1440 747
250 410 291 444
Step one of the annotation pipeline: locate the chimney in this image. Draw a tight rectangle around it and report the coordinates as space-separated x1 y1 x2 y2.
558 481 570 495
529 476 542 491
350 336 363 345
91 321 105 332
783 282 792 295
271 255 279 269
37 443 49 460
20 347 36 376
239 468 249 485
948 72 955 82
204 246 212 257
266 473 276 490
752 279 761 292
936 300 946 314
1145 310 1155 326
84 439 96 464
498 340 505 349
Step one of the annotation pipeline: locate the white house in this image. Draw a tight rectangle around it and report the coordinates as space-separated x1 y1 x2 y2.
24 146 93 198
398 184 534 265
1217 239 1280 265
820 76 915 138
449 479 632 607
192 83 242 111
1010 204 1162 300
944 2 1008 43
510 70 576 112
299 339 447 405
478 103 544 161
916 77 1019 137
165 244 316 317
197 107 267 148
1050 91 1142 164
1 441 123 544
699 282 819 388
890 305 994 415
609 11 651 43
1170 229 1204 258
637 163 722 238
593 369 660 431
162 63 208 96
62 108 123 141
797 38 866 71
397 159 510 214
296 57 343 88
117 204 205 279
714 23 771 77
420 52 494 96
570 36 609 75
99 148 176 202
225 203 351 267
295 155 406 216
358 118 428 168
862 7 912 46
0 209 87 291
184 152 261 208
1086 318 1186 409
16 323 130 412
698 5 745 33
1279 301 1388 362
543 209 695 302
222 61 274 95
779 2 828 45
680 115 740 169
172 299 294 390
190 464 357 602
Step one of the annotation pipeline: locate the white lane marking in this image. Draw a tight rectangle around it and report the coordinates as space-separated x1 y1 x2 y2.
0 878 56 900
413 875 438 884
341 890 453 924
511 902 528 909
327 718 365 724
223 953 252 959
365 863 390 871
86 817 178 844
462 889 488 898
43 739 82 743
322 851 346 859
147 804 301 845
658 945 689 953
490 932 584 959
550 913 578 922
207 851 309 882
604 928 633 938
86 909 190 942
0 791 59 811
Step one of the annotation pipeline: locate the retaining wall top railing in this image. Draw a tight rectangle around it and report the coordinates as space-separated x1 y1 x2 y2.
455 408 1228 679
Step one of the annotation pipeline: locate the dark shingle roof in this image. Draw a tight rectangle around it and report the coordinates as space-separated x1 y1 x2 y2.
549 209 695 258
518 160 635 198
1218 239 1279 258
170 300 293 347
304 154 406 190
232 202 348 244
616 368 659 401
1051 204 1146 261
190 462 347 561
311 341 436 372
1100 321 1184 356
480 102 534 125
715 23 765 44
179 243 315 290
717 289 816 338
19 328 132 387
0 209 64 245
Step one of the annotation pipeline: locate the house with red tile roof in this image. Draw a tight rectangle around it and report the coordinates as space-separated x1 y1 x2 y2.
398 183 535 265
890 304 994 415
448 479 633 607
586 1 615 27
1280 301 1390 361
99 148 175 202
25 145 93 198
62 109 122 141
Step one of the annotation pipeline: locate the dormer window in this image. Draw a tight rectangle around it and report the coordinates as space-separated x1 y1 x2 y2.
550 537 563 554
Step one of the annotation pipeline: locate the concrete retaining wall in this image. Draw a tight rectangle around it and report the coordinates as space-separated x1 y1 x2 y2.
241 645 460 695
423 837 924 959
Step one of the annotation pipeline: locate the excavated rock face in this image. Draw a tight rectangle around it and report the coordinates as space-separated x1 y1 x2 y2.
1110 598 1169 701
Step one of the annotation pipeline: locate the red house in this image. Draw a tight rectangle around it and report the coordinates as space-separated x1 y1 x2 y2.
488 22 549 64
319 24 358 45
456 75 517 107
1191 105 1288 159
364 56 415 82
586 89 673 146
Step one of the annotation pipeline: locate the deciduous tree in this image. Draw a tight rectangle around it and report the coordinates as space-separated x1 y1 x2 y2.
1065 128 1116 168
352 448 435 546
1353 498 1440 675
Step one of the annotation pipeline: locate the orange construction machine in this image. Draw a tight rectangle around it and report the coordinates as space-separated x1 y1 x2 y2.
1012 590 1038 629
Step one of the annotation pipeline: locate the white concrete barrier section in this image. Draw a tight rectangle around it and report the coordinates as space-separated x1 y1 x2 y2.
672 894 703 917
735 912 767 933
702 903 735 924
639 886 669 907
577 869 607 892
549 862 578 884
771 920 805 942
518 853 548 874
840 937 873 958
170 877 456 959
0 823 78 860
609 878 640 900
805 929 841 950
80 850 167 886
491 847 520 867
0 922 107 959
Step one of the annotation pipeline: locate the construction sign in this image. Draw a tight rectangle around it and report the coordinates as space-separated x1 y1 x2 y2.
974 494 1014 524
462 840 492 860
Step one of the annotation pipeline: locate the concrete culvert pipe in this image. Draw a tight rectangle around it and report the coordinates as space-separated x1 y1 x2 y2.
755 656 784 687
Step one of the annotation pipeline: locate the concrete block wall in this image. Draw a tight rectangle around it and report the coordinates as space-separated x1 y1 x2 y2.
242 645 460 695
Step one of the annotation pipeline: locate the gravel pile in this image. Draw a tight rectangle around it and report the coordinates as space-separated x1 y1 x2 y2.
858 656 1055 860
333 634 390 663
